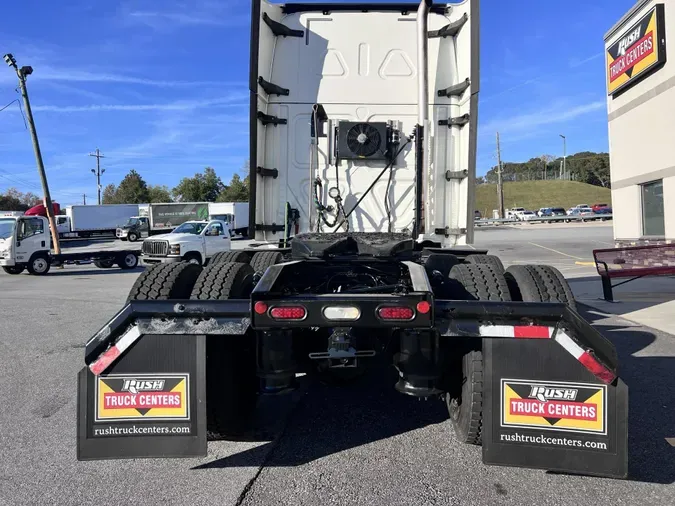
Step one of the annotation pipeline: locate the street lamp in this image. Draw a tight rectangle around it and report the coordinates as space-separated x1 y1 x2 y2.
559 134 567 180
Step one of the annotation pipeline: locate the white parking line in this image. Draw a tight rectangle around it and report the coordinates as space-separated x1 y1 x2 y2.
528 242 585 260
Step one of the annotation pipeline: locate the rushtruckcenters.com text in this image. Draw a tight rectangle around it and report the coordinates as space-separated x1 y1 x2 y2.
500 432 607 450
93 425 191 437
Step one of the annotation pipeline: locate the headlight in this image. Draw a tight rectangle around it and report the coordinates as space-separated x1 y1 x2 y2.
169 244 181 255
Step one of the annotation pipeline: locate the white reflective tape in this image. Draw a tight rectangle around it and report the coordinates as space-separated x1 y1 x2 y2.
115 326 142 355
553 330 585 359
479 325 515 337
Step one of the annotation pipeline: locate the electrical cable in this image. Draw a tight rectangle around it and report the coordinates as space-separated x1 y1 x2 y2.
335 139 411 231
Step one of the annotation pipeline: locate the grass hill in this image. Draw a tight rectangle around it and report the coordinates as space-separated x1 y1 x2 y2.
475 181 611 217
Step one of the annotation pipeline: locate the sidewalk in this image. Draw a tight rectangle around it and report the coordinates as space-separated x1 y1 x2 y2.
568 275 675 335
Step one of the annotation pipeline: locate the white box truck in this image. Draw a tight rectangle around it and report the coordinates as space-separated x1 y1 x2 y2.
208 202 249 236
55 204 139 239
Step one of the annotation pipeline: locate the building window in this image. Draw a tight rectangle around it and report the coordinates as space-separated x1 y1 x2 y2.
641 180 665 237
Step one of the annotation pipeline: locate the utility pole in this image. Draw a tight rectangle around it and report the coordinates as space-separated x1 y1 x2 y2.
496 132 505 219
3 54 61 254
89 148 105 205
83 194 87 205
559 134 567 180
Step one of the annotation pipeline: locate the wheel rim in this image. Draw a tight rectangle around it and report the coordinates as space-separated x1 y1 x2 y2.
129 233 138 241
124 254 137 267
33 258 48 273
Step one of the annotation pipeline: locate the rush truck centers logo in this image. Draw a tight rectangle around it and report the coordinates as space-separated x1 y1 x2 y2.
501 379 607 434
606 4 666 95
95 373 189 422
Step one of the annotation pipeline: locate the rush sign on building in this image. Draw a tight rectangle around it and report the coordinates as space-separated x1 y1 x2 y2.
606 4 667 96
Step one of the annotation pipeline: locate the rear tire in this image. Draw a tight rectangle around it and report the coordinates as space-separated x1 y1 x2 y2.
446 264 511 445
447 349 483 445
190 261 254 300
94 259 115 269
504 264 577 311
465 254 505 274
127 262 202 301
209 250 250 265
190 262 257 439
2 265 24 275
249 251 283 275
128 231 139 242
448 263 511 301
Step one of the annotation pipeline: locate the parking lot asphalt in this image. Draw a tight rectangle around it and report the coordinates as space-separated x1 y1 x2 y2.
1 223 673 505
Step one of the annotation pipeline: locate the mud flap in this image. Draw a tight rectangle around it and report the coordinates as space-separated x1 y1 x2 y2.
482 338 628 478
77 334 206 460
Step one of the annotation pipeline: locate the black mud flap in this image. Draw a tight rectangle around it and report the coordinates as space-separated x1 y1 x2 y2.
77 334 207 461
482 338 628 479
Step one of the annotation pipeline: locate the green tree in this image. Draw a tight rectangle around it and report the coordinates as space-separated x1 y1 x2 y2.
217 173 249 202
102 183 119 204
148 185 172 203
114 169 150 203
0 187 43 210
172 167 225 202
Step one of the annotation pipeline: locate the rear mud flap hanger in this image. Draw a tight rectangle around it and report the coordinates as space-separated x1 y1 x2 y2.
84 300 617 386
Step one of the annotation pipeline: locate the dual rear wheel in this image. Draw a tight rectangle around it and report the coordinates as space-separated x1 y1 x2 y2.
446 259 576 445
126 250 284 440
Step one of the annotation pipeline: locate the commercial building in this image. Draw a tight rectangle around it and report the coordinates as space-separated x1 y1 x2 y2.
605 0 672 245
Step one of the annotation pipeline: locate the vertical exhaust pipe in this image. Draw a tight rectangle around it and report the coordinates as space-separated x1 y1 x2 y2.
414 0 432 237
417 0 432 125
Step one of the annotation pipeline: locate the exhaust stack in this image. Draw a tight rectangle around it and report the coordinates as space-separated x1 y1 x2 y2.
417 0 432 125
414 0 432 237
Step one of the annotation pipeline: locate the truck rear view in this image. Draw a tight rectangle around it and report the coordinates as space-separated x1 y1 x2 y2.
250 0 477 247
76 0 628 480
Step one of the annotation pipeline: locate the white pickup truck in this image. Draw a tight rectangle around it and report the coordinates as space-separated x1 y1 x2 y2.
140 219 231 267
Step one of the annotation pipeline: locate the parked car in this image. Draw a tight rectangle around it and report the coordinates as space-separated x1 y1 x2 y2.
538 207 567 217
537 208 552 217
520 211 538 221
592 203 609 212
594 207 612 215
550 207 567 216
506 207 526 220
474 210 482 220
566 208 595 221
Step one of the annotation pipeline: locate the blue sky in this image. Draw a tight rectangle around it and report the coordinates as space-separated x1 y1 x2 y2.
0 0 635 205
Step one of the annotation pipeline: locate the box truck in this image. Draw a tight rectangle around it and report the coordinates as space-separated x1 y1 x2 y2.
208 202 249 236
54 204 139 239
116 202 210 242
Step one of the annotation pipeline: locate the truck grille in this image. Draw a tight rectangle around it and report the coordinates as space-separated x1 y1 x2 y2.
142 240 169 256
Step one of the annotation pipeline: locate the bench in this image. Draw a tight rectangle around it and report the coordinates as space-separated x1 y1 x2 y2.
592 243 675 301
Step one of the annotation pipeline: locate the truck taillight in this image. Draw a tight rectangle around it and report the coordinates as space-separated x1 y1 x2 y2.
269 306 306 320
377 306 414 320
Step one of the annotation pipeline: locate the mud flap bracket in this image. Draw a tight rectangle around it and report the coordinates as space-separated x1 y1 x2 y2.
481 337 628 479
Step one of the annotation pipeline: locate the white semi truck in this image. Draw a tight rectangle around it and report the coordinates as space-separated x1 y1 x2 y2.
76 0 628 479
55 204 139 239
0 215 139 275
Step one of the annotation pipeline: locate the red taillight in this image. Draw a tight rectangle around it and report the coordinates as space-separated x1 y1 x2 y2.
269 306 306 320
254 301 268 314
416 301 431 314
378 306 414 320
